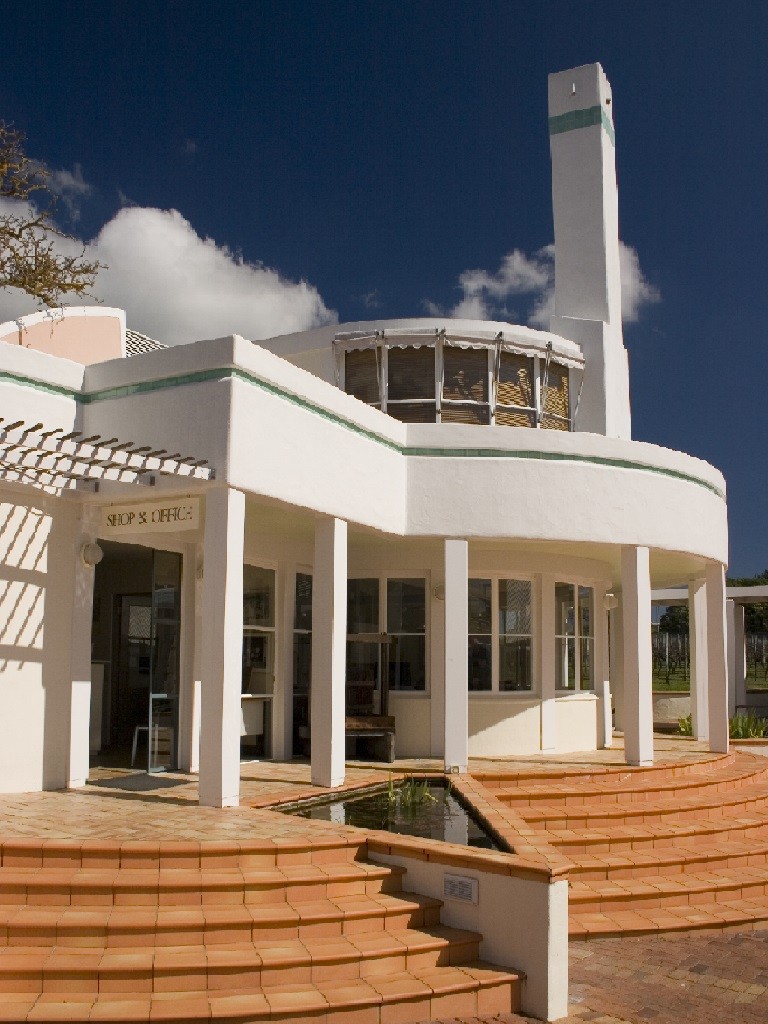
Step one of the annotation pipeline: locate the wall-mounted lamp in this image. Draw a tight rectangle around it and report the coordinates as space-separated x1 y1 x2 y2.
433 583 445 601
81 541 104 567
603 592 619 611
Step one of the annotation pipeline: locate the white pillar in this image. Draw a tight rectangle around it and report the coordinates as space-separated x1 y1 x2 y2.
728 601 747 715
689 578 708 741
539 574 556 752
67 511 98 788
311 517 347 788
621 546 653 766
444 539 468 772
706 562 729 753
199 488 245 807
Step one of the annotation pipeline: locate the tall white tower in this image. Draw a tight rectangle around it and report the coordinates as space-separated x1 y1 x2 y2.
548 63 631 439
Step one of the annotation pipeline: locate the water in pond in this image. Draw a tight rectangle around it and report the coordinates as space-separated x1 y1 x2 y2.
284 782 504 851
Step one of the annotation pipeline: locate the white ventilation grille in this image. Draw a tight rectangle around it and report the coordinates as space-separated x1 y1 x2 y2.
443 873 479 904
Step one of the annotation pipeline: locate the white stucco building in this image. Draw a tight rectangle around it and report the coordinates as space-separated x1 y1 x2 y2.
0 63 729 804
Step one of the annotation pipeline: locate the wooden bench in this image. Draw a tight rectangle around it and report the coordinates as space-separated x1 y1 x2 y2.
345 715 396 763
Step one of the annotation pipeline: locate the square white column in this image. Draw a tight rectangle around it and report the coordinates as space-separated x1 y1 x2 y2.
199 488 245 807
444 539 468 773
311 517 347 788
539 574 556 752
67 511 98 789
689 578 708 741
706 562 729 753
621 546 653 766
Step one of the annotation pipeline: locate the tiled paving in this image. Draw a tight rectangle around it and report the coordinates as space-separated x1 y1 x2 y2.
0 736 766 1022
425 928 768 1023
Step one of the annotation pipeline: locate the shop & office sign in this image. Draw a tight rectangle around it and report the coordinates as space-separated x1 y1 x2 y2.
101 497 200 535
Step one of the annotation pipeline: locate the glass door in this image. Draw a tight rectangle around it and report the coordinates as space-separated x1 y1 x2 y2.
148 550 182 772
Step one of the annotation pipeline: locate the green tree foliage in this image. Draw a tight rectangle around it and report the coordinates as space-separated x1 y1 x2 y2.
0 122 101 305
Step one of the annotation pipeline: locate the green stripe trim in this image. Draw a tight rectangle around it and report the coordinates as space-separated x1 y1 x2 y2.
549 104 615 146
0 364 723 500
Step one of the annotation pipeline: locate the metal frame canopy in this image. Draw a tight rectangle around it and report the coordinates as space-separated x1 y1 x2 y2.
0 417 214 494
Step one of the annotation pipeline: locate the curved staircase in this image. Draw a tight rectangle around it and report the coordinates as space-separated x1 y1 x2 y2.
0 835 522 1023
477 750 768 939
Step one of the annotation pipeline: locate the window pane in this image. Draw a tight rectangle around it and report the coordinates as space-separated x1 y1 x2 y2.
386 401 436 423
388 347 435 402
294 573 312 630
441 404 489 424
541 361 570 426
346 641 380 714
443 347 488 402
347 578 379 633
387 579 425 633
497 352 534 409
499 637 532 691
244 566 275 627
468 636 492 691
242 632 274 694
468 578 492 634
580 637 594 690
345 349 379 404
389 635 426 691
555 583 575 636
293 633 311 694
556 636 576 689
578 586 593 638
499 579 531 635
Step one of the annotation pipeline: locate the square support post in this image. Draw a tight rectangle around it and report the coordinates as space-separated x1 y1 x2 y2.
67 509 98 789
311 517 347 788
444 539 468 773
199 488 245 807
689 578 709 741
621 545 653 766
539 574 556 752
706 562 729 753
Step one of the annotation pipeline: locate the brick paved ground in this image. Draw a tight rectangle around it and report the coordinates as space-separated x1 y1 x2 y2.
426 928 768 1024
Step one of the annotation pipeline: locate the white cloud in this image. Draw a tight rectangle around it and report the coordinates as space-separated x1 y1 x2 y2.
0 201 337 345
428 242 659 328
46 164 92 222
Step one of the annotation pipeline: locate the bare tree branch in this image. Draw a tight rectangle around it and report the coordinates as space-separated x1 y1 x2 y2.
0 122 103 305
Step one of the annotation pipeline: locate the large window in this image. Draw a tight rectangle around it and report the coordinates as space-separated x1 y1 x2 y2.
469 577 532 692
341 338 572 432
347 577 428 703
555 582 594 690
387 579 426 691
242 565 275 695
498 579 532 691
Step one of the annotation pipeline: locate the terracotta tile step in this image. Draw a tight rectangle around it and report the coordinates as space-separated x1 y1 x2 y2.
545 809 768 853
0 862 406 907
0 837 367 873
519 780 768 829
492 760 768 807
0 892 444 947
568 837 768 879
0 926 484 994
569 895 768 940
472 751 737 789
0 962 523 1022
570 864 768 913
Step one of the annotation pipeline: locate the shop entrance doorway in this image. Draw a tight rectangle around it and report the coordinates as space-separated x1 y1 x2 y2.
92 543 182 772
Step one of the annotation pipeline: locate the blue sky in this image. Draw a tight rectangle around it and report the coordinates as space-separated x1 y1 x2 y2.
1 2 766 575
